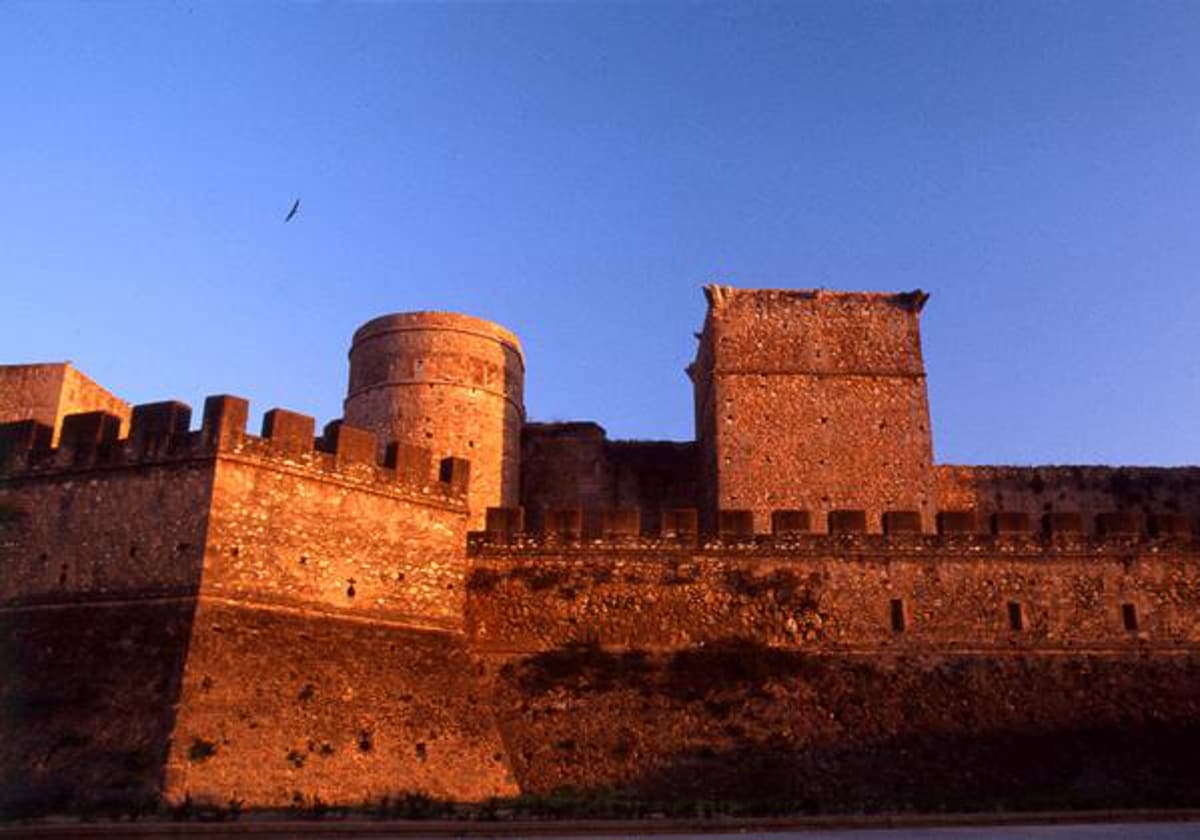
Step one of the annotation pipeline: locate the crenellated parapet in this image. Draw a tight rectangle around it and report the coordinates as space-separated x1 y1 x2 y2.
468 505 1198 554
0 395 470 507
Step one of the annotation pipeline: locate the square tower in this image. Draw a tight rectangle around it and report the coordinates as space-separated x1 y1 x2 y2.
688 285 937 533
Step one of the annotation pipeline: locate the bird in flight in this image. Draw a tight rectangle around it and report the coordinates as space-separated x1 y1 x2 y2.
284 198 300 222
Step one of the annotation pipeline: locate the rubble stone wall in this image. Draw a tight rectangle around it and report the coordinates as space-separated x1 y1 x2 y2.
0 458 213 605
938 464 1200 523
690 288 937 532
163 600 517 808
520 422 698 531
0 364 130 445
204 445 470 631
488 645 1200 810
466 537 1200 652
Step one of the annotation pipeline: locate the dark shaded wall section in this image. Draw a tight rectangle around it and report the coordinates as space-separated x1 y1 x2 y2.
938 465 1200 524
490 646 1200 811
0 601 197 817
520 422 698 533
469 539 1200 810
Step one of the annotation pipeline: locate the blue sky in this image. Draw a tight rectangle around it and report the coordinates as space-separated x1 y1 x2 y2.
2 1 1198 465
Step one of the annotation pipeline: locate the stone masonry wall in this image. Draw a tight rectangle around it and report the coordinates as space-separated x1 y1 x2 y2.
163 600 517 808
57 366 131 441
488 646 1200 810
0 364 130 446
466 537 1200 652
520 422 699 532
0 459 213 605
0 365 64 435
345 312 525 530
690 287 937 533
203 441 470 631
471 537 1200 809
0 601 197 817
938 465 1200 524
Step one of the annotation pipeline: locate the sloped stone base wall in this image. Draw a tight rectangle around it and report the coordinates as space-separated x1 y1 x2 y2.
490 643 1200 812
165 600 518 807
0 600 196 817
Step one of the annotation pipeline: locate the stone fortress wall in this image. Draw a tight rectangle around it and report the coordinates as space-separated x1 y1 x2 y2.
0 363 131 445
3 285 1200 814
0 394 514 809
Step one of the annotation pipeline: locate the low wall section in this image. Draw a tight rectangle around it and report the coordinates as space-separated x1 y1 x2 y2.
467 513 1200 652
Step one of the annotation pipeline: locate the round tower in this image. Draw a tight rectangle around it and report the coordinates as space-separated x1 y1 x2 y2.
345 312 525 528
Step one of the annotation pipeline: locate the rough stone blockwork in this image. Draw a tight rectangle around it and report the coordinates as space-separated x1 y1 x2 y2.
164 602 515 807
490 646 1200 811
0 602 196 816
465 542 1200 652
688 287 938 533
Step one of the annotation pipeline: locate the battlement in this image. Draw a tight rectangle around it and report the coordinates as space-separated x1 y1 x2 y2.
0 396 470 506
468 505 1199 554
693 285 929 376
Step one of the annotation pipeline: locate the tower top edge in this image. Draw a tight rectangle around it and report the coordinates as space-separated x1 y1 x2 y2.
703 285 929 313
351 311 524 357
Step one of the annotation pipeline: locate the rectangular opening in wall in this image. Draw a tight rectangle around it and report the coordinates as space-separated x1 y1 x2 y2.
1007 601 1024 632
890 598 906 633
1122 602 1139 632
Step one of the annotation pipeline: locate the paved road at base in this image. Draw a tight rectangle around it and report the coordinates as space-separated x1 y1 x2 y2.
3 820 1199 839
575 825 1200 840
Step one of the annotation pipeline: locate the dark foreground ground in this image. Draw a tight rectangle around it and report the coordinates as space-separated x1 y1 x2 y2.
2 812 1200 839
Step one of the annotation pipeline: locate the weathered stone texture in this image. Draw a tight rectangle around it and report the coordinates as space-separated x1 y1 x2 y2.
490 647 1200 809
467 539 1200 652
203 448 469 630
0 363 130 445
689 288 937 533
0 601 196 816
345 312 524 530
0 459 213 604
164 601 516 808
939 465 1200 523
520 422 699 531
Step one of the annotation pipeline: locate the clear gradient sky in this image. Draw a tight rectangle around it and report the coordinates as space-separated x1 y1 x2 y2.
2 1 1198 465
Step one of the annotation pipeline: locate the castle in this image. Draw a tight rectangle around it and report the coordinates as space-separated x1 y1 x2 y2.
3 286 1200 816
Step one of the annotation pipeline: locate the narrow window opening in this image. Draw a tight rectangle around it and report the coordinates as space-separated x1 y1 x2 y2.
890 598 906 633
438 459 454 482
1007 601 1024 632
1122 603 1139 632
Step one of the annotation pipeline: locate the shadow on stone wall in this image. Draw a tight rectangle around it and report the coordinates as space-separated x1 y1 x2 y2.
491 639 1200 813
0 600 197 818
